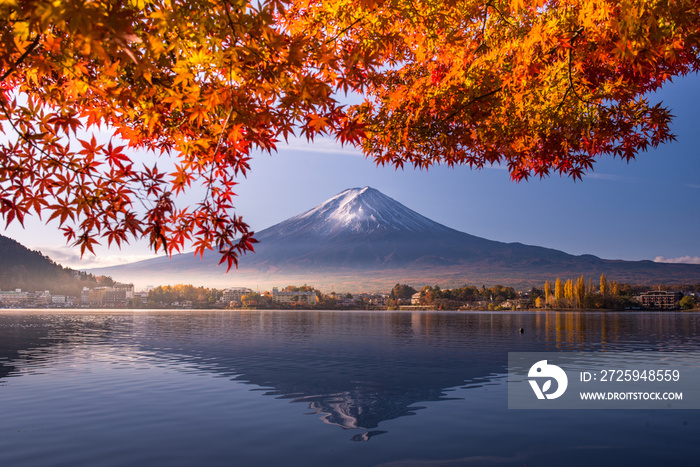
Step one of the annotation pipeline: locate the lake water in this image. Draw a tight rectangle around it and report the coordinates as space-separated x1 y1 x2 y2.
1 310 699 466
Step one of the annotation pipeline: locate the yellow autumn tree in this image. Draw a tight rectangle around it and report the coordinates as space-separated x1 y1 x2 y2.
611 280 620 297
575 275 586 309
554 277 563 308
564 279 574 307
600 273 608 298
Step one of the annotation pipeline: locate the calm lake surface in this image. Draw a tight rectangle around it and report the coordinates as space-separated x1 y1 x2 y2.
1 309 699 466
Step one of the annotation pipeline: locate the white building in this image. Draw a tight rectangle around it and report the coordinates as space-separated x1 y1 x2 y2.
0 289 31 306
81 287 90 306
35 291 52 307
271 287 318 306
113 283 135 299
51 295 66 304
221 287 253 305
411 292 421 305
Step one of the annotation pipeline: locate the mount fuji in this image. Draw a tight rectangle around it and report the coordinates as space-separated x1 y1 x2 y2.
88 187 700 290
241 186 576 269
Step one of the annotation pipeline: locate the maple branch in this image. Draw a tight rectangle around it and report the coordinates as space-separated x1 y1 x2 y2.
0 100 76 177
203 39 238 212
367 86 503 134
544 26 585 58
204 105 235 203
0 35 41 83
567 48 591 105
440 86 503 123
220 0 241 43
219 0 282 85
484 2 513 27
0 98 153 220
481 3 489 37
476 2 512 55
555 85 571 113
405 0 428 29
570 27 585 45
325 16 365 45
0 39 164 223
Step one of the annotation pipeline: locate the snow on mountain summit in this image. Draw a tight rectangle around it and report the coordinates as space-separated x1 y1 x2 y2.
264 187 454 237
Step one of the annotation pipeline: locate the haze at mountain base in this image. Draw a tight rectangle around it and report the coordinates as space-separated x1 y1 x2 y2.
86 187 700 291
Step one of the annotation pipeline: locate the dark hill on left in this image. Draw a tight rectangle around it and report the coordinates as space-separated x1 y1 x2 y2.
0 234 108 295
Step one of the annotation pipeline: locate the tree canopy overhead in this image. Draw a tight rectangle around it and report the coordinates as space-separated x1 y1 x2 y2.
1 0 698 266
309 0 699 178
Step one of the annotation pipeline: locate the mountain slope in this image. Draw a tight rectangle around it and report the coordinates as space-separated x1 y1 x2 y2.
86 187 700 290
242 187 571 268
0 234 102 294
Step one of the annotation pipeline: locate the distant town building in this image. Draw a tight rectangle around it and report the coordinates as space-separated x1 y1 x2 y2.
369 295 388 306
411 292 421 305
80 283 135 307
134 291 149 304
0 289 31 307
113 283 135 299
638 291 683 309
52 295 66 305
221 287 253 306
271 287 318 306
81 287 91 306
103 289 127 307
88 287 110 305
35 290 51 307
501 299 530 310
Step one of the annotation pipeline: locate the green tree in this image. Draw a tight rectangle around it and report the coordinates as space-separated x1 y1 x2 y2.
680 296 696 310
389 284 417 301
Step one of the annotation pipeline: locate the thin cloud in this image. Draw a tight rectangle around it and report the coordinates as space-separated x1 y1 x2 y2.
654 256 700 265
587 172 638 182
36 245 159 269
278 136 363 156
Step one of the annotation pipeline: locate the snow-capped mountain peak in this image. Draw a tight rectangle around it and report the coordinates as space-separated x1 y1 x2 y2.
266 187 453 237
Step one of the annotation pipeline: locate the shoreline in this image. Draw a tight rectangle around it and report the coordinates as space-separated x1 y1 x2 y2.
1 307 696 313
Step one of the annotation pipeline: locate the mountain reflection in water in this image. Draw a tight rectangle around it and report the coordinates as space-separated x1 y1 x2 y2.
2 310 699 434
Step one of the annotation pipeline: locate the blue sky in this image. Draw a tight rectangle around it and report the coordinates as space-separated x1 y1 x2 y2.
3 74 700 269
